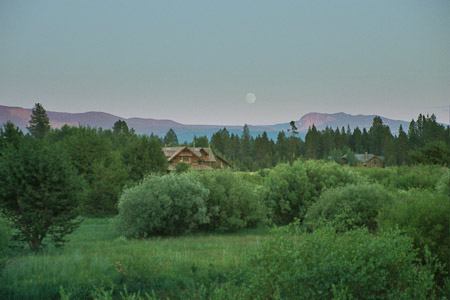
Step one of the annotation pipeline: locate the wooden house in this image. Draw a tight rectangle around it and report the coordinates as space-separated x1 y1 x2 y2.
163 147 232 171
342 152 384 168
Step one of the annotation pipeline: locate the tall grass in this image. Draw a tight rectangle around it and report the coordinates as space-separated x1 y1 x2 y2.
0 218 268 300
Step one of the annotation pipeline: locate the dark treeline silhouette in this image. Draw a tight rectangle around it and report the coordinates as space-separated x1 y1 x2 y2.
202 114 449 170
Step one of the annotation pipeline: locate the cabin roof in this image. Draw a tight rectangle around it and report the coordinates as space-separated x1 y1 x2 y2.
354 154 385 163
163 147 217 162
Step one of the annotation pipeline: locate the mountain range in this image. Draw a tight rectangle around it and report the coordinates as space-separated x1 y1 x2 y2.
0 105 410 142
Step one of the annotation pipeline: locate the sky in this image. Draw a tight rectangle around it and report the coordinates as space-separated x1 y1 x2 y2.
0 0 449 125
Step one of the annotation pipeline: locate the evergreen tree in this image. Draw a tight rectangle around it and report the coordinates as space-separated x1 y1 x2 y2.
0 137 82 250
254 131 272 168
368 116 387 155
305 125 322 159
0 121 23 151
163 129 179 146
240 124 254 169
350 127 362 153
395 125 409 165
361 128 370 152
408 119 420 150
192 135 209 147
275 131 289 163
27 103 50 139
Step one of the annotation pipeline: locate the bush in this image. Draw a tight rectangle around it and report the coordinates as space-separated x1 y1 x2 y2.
377 189 450 289
436 168 449 196
355 165 445 191
195 170 266 232
264 160 361 225
116 173 209 237
305 183 393 232
213 227 436 300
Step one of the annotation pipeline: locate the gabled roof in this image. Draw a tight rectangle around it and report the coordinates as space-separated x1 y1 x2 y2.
162 147 216 162
215 154 233 167
354 154 385 163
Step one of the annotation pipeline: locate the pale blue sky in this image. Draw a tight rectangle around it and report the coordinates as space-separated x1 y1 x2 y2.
1 0 449 125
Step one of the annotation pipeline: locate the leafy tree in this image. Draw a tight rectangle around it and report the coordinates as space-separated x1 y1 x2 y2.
122 135 168 181
0 137 81 250
27 103 51 139
112 120 129 135
410 141 450 165
163 128 179 146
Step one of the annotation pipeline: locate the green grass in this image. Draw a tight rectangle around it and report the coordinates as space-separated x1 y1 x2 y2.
0 218 268 300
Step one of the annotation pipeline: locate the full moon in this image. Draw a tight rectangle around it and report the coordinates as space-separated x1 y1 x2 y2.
245 93 256 104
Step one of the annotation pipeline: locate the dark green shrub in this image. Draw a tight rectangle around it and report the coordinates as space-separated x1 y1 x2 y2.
213 227 436 300
195 170 266 232
305 183 393 232
264 160 361 225
116 173 209 237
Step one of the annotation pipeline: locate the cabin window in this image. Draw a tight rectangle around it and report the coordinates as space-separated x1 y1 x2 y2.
372 160 377 165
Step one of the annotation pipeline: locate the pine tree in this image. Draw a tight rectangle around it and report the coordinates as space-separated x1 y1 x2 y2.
395 125 408 165
350 127 362 153
163 129 179 146
305 125 322 159
0 121 23 151
0 136 82 250
27 103 50 139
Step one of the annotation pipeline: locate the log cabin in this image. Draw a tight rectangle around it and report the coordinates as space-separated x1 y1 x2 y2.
342 152 384 168
163 147 232 171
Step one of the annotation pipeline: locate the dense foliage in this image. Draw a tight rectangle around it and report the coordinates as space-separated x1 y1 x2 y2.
0 137 82 250
305 183 393 232
264 160 361 225
117 171 266 236
195 170 266 232
116 173 209 237
214 227 436 300
377 189 450 286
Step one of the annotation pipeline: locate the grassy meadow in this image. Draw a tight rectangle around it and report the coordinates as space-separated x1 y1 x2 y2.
0 218 268 300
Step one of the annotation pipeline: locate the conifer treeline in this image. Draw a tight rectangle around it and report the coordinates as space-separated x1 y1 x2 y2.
187 114 448 170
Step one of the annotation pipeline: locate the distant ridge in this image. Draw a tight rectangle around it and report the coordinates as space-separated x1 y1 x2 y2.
0 105 411 142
